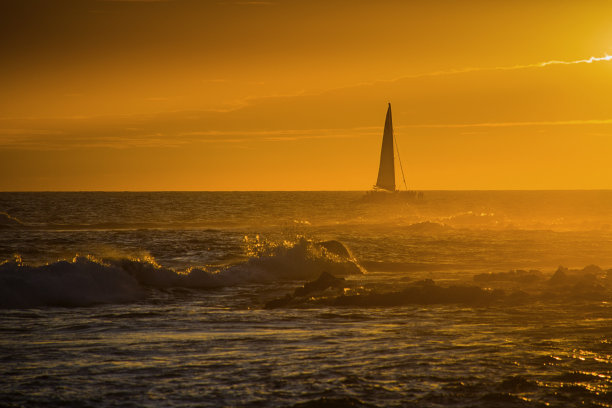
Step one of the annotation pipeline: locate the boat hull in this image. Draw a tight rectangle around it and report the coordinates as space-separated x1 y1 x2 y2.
361 190 423 203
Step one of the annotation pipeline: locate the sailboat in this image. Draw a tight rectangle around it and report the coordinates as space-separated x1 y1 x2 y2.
363 103 421 201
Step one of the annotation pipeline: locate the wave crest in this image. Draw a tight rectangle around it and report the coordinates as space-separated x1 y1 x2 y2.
0 255 145 308
0 237 364 308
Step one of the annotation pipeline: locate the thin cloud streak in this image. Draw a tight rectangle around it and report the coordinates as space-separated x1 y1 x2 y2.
234 1 275 5
201 53 612 114
0 127 371 151
418 53 612 79
4 117 612 151
399 119 612 129
178 127 376 137
0 129 65 135
508 54 612 69
2 54 609 123
2 53 611 152
353 53 612 87
98 0 172 2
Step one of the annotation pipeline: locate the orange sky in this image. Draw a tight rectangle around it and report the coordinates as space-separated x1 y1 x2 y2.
1 0 612 190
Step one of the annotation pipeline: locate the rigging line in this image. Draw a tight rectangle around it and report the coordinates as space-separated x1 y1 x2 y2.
393 132 408 191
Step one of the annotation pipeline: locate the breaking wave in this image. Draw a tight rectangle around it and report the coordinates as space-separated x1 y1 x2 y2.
438 211 509 229
0 255 145 308
0 237 363 308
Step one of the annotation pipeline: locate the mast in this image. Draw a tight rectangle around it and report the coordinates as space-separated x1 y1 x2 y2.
375 103 396 191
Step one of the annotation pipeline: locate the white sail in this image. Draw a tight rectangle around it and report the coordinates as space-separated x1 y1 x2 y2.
375 103 395 191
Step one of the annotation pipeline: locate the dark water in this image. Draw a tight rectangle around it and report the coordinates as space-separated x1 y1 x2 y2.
0 191 610 407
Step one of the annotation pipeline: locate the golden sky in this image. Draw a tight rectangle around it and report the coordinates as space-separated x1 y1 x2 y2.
1 0 612 190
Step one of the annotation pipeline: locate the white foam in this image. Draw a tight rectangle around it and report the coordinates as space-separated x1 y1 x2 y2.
112 237 363 288
0 237 364 308
0 256 145 308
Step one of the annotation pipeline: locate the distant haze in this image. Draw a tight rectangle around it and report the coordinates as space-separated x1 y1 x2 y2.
1 0 612 190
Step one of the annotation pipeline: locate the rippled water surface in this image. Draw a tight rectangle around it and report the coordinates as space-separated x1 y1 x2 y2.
0 191 611 407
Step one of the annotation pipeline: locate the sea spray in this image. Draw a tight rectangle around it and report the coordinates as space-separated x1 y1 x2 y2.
2 191 612 407
0 255 145 308
0 237 364 308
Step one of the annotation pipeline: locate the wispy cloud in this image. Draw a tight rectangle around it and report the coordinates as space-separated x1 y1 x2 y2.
178 128 369 144
98 0 171 2
178 127 373 137
505 54 612 69
2 52 611 152
399 119 612 129
197 53 612 114
0 126 370 151
0 128 65 135
232 1 275 5
395 54 612 81
337 53 612 92
2 118 610 151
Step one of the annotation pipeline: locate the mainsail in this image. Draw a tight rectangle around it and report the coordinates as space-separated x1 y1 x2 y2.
375 103 396 191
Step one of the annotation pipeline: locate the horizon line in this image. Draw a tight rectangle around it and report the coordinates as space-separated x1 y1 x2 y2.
2 189 612 193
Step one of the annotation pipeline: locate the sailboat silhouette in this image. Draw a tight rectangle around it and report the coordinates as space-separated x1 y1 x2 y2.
364 103 422 201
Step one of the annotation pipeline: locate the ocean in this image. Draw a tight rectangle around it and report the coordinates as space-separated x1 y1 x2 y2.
0 191 610 407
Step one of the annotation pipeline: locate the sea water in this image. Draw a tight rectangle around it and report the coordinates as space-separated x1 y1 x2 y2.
0 191 610 407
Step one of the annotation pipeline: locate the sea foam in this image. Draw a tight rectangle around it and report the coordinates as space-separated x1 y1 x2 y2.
0 237 363 308
0 256 145 308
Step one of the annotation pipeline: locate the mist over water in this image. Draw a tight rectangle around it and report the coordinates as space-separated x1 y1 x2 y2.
1 191 610 407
